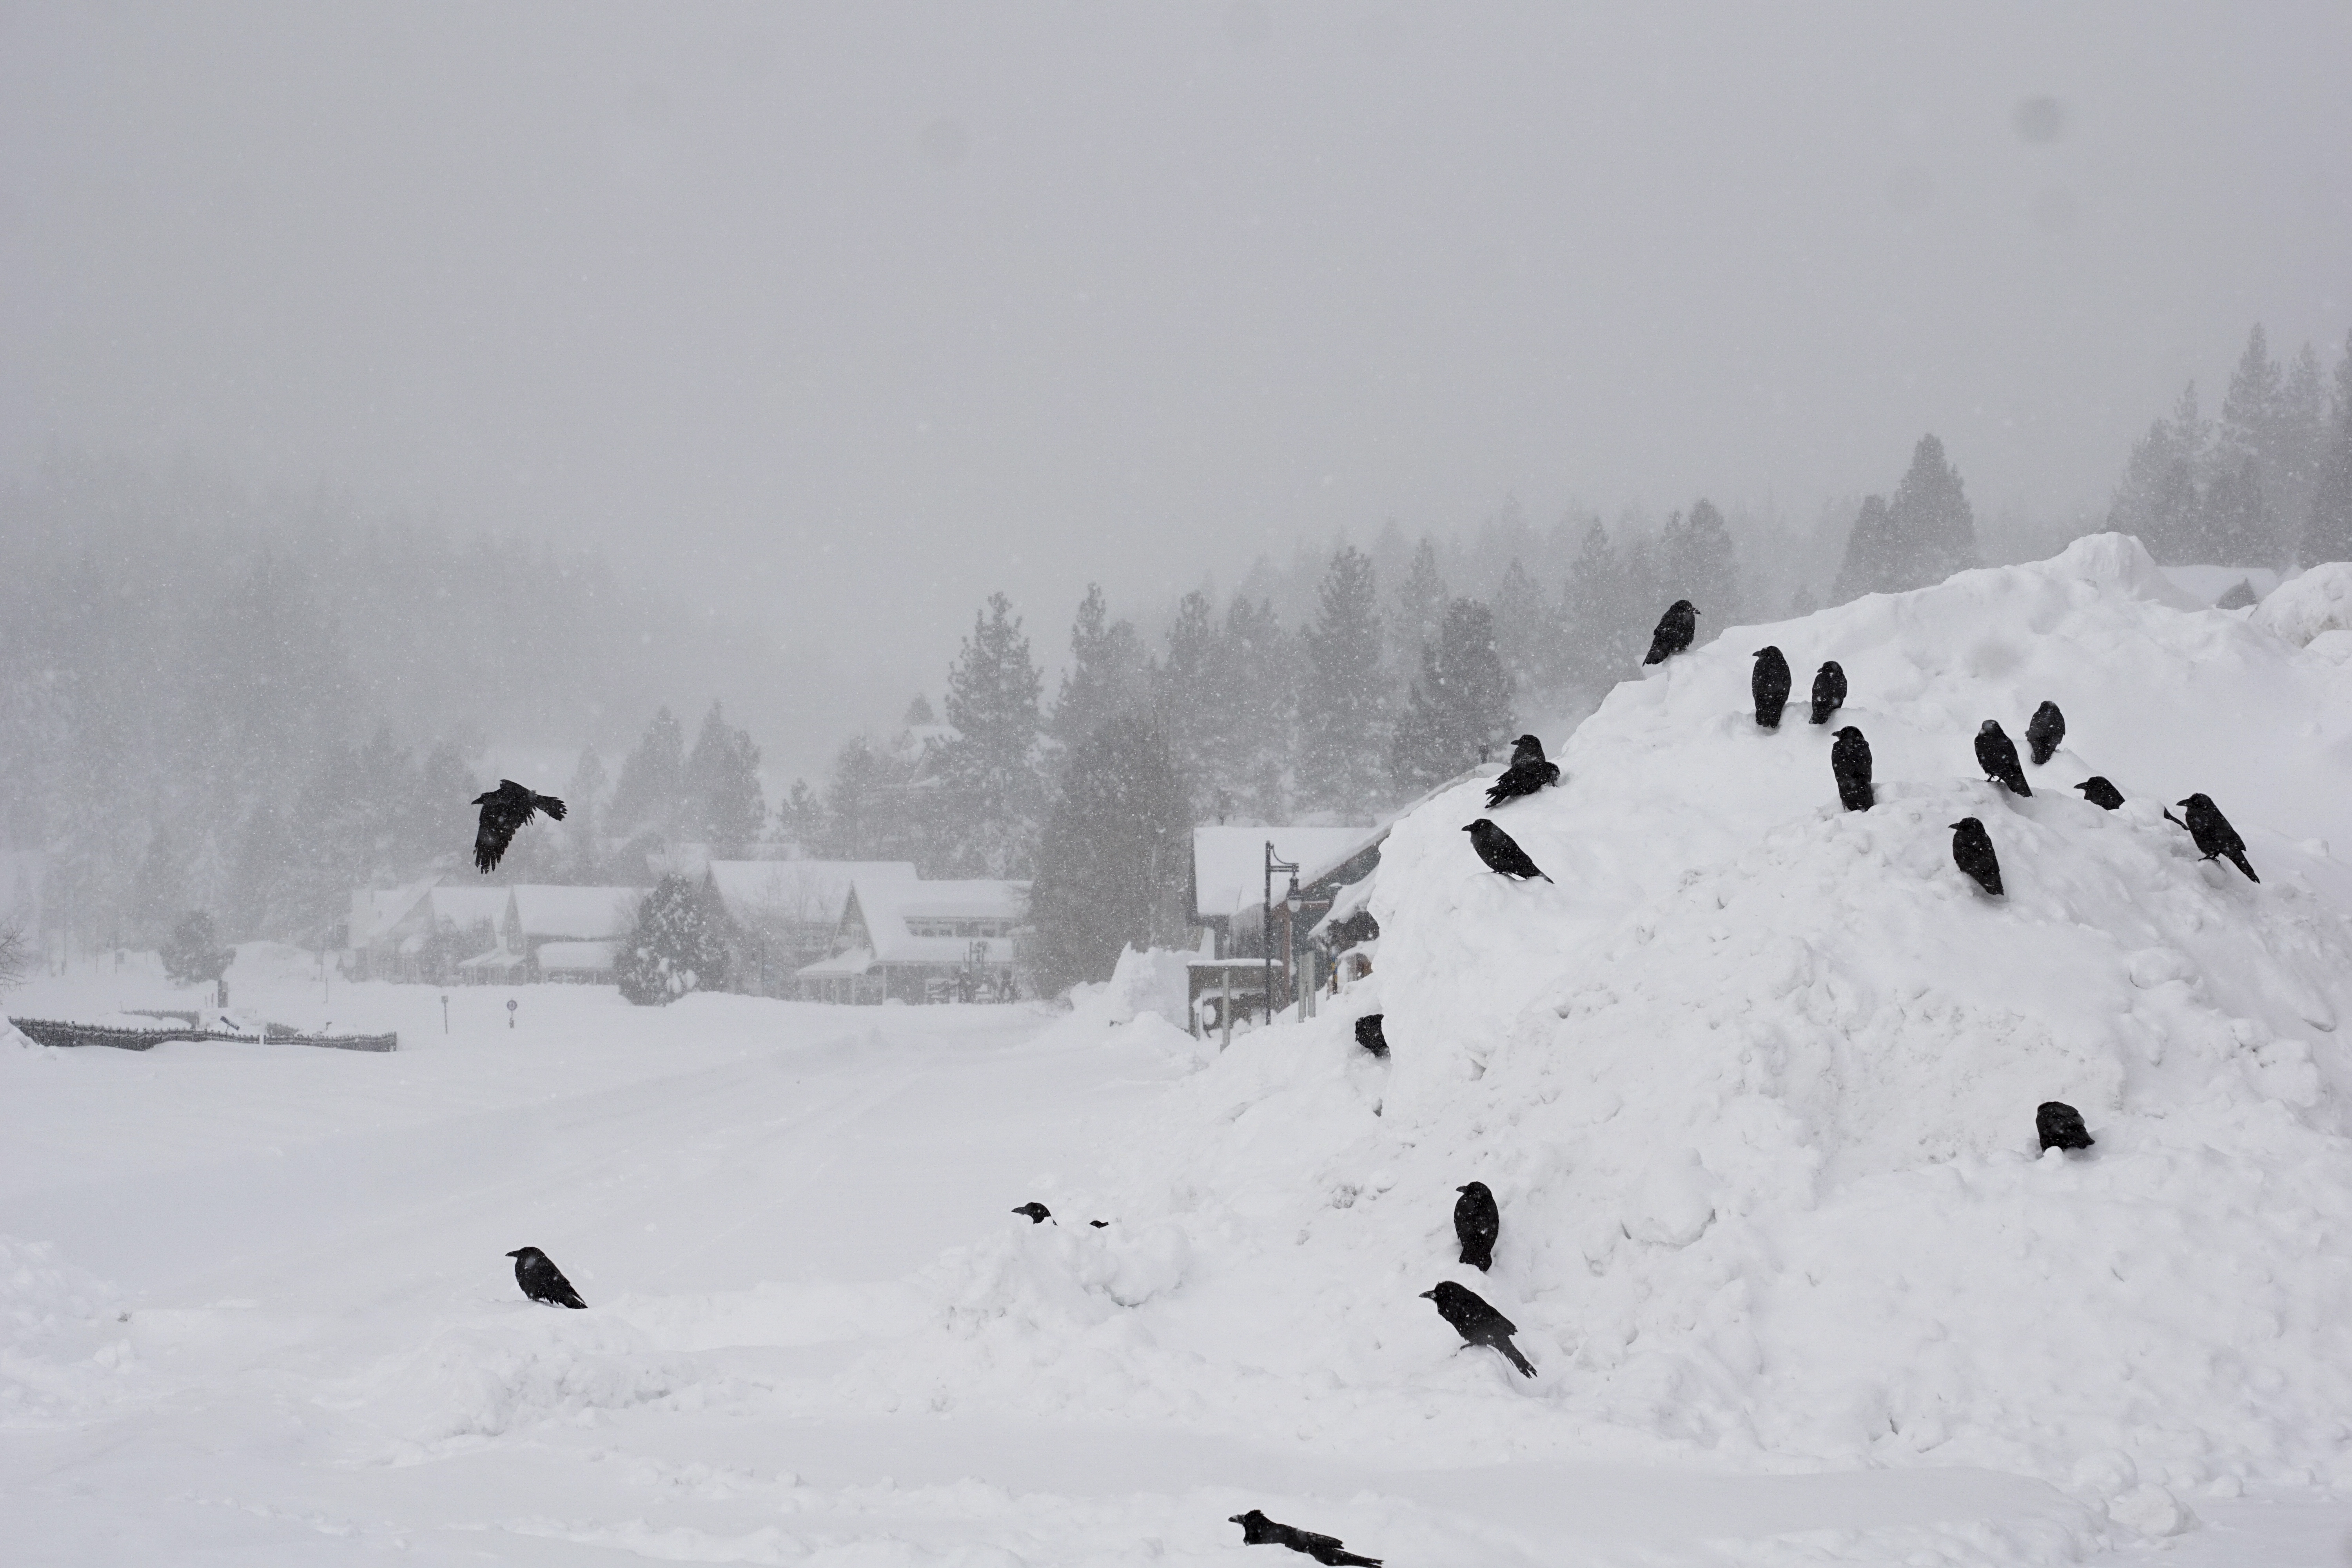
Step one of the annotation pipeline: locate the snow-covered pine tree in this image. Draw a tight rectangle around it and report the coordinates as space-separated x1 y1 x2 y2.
1830 495 1895 603
1560 518 1621 685
1388 597 1514 794
2217 327 2285 563
1211 594 1292 822
1663 500 1742 625
2308 332 2352 566
615 875 732 1005
1885 436 1977 585
1050 584 1149 749
1390 538 1449 675
160 909 234 988
1024 713 1191 995
1490 558 1554 699
938 592 1045 876
563 745 609 879
1154 589 1218 774
2275 343 2329 533
2205 457 2274 567
684 701 764 853
1297 546 1387 818
608 707 685 839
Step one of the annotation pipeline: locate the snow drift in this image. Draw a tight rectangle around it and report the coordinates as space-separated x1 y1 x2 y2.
895 537 2352 1519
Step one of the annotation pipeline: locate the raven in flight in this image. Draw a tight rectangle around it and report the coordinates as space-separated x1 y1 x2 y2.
473 780 566 873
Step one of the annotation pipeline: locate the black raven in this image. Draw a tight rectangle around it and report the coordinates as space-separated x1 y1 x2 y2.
1751 646 1792 729
1088 1220 1109 1228
472 780 567 873
1463 820 1551 882
1950 817 2003 897
2074 777 2124 811
1809 660 1847 725
1011 1202 1053 1223
1973 721 2032 796
1354 1014 1390 1059
506 1247 586 1309
2036 1100 2094 1153
1643 600 1698 665
2025 701 2065 766
1420 1280 1535 1376
1485 733 1561 808
1228 1510 1383 1566
1830 726 1873 812
2177 793 2259 881
1454 1181 1499 1272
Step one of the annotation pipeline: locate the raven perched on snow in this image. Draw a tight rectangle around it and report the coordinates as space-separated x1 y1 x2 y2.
1809 660 1847 725
2025 701 2065 766
1949 818 2003 897
1420 1280 1536 1376
1830 726 1874 812
1644 600 1698 665
506 1247 587 1308
1973 721 2032 797
472 780 566 873
1454 1181 1499 1272
1463 819 1552 882
1751 646 1792 729
1011 1202 1053 1223
2036 1100 2094 1153
1228 1510 1383 1566
1354 1014 1390 1059
2074 777 2125 811
1484 733 1561 808
2177 793 2259 882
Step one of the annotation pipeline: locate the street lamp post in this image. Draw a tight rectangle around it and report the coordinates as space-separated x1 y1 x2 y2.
1262 842 1300 1027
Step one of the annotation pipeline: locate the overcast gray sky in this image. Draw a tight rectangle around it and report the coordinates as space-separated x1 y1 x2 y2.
5 2 2348 745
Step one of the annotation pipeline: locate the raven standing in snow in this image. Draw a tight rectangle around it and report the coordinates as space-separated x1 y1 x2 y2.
1464 819 1552 882
2074 777 2125 811
1420 1280 1536 1376
2177 793 2259 881
472 780 566 873
1011 1202 1053 1223
1949 818 2003 897
1354 1014 1390 1059
2025 701 2065 766
1485 733 1561 808
1809 660 1847 725
1228 1510 1384 1566
1751 646 1792 729
1830 726 1874 812
1454 1181 1499 1272
1973 721 2032 797
2037 1101 2095 1153
1644 600 1698 665
506 1247 587 1308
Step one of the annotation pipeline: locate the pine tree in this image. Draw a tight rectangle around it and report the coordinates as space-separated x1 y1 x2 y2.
818 737 893 860
609 707 685 839
1833 437 1976 597
2109 416 2184 555
1154 589 1218 772
1297 546 1388 817
684 702 765 851
160 909 234 987
129 824 186 947
2218 327 2284 561
2307 331 2352 565
615 874 732 1005
2205 457 2274 566
1560 519 1621 686
1490 558 1553 697
1830 496 1896 603
1388 598 1515 793
1391 538 1449 673
1025 714 1191 995
939 592 1044 876
774 779 822 853
1210 595 1292 823
904 693 936 726
563 746 609 879
2276 343 2328 531
1050 584 1149 748
2152 456 2204 565
1663 500 1742 624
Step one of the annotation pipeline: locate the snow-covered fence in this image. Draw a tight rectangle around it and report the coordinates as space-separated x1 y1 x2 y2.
9 1017 397 1053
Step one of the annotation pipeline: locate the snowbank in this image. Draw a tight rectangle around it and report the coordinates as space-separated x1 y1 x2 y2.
2254 561 2352 648
891 535 2352 1509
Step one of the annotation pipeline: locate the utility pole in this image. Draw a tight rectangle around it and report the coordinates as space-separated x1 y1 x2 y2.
1262 842 1299 1027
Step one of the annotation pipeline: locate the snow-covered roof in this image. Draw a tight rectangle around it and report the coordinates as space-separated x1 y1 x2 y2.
537 940 618 973
796 946 875 978
1191 827 1376 922
705 860 917 926
457 946 526 970
848 877 1025 967
509 886 642 941
425 885 511 931
348 880 434 947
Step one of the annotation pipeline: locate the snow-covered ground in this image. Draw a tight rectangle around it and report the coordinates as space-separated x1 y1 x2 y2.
9 536 2352 1564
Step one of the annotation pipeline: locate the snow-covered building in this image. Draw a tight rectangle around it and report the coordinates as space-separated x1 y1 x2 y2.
702 859 917 996
535 940 619 983
1189 825 1378 958
795 876 1025 1005
500 886 642 978
345 880 437 981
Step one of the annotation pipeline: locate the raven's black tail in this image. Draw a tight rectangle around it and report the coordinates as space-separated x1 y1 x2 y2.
1498 1338 1536 1377
2227 849 2260 883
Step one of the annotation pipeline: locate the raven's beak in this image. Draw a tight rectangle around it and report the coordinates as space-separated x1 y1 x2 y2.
1418 1288 1437 1299
505 1249 524 1258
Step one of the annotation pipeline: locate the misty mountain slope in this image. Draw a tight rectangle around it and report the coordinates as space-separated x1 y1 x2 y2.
893 536 2352 1514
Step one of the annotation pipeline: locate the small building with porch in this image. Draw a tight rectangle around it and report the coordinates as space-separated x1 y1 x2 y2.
703 860 917 996
795 876 1026 1004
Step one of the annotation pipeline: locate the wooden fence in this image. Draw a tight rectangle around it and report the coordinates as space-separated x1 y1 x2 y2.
8 1017 397 1053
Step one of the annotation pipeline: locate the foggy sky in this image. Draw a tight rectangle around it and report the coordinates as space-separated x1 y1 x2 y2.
5 2 2349 746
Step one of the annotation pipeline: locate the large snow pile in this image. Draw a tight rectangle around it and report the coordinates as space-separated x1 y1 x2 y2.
2254 561 2352 649
894 536 2352 1523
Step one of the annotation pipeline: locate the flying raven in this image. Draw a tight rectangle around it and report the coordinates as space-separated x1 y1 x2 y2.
1228 1510 1383 1566
1454 1181 1499 1272
506 1246 587 1309
1643 600 1698 665
1950 817 2003 897
1463 819 1551 882
1485 733 1561 808
2025 701 2065 766
2177 793 2259 881
1809 660 1847 725
2036 1100 2094 1153
1973 721 2031 796
2074 777 2124 811
1420 1280 1536 1377
1830 726 1873 811
1752 646 1792 729
1011 1202 1053 1224
472 780 567 873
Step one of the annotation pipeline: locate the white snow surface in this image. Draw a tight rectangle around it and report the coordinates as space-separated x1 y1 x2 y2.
9 536 2352 1564
2255 561 2352 648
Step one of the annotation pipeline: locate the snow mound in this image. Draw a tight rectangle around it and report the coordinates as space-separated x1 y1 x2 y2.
896 535 2352 1495
2254 561 2352 647
0 1237 142 1425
